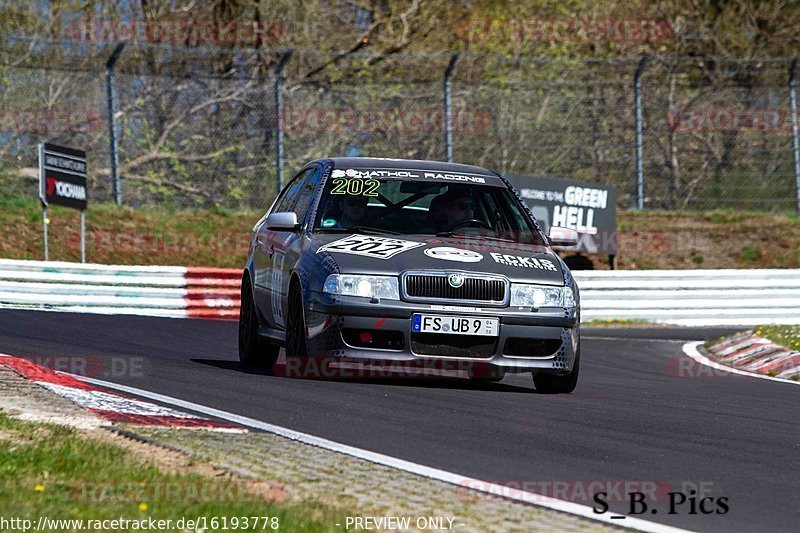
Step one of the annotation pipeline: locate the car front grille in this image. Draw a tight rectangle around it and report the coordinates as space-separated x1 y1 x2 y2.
403 273 507 305
410 333 496 358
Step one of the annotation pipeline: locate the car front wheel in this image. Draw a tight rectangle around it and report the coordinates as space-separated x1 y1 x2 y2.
532 347 580 394
284 283 332 379
285 284 308 359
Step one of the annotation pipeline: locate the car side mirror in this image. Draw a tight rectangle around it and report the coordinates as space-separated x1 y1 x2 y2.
266 212 299 230
548 226 579 247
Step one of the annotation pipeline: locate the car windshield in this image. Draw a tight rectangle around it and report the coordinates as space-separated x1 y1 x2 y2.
313 173 545 245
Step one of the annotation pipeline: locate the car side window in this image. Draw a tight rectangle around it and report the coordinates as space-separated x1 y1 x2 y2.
291 166 323 224
273 168 313 214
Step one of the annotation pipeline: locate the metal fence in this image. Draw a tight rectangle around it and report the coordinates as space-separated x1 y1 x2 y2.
1 34 799 211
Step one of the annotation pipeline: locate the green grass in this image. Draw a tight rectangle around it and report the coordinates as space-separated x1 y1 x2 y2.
582 318 654 327
739 245 761 263
1 194 799 269
702 209 756 225
0 413 343 531
0 195 260 267
755 325 800 352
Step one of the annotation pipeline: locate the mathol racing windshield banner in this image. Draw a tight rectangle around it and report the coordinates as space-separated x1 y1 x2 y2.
39 143 87 210
506 175 617 255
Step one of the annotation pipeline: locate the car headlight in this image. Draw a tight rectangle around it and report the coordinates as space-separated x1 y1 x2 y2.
323 274 400 300
510 283 576 308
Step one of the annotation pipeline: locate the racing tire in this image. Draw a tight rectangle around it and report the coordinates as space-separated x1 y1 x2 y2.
286 283 324 378
238 276 279 368
285 284 334 379
285 284 308 358
532 347 580 394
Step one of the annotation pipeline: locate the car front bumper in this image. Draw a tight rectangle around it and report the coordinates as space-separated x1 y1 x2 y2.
303 292 579 375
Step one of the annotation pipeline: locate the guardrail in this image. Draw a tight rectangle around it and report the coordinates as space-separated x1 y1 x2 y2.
0 259 240 320
573 269 800 326
1 259 799 326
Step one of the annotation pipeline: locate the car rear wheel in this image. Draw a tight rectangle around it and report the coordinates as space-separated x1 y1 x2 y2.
238 276 279 368
532 347 580 394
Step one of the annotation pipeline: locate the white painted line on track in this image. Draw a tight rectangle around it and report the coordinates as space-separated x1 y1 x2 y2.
68 372 691 533
584 336 683 343
682 341 800 387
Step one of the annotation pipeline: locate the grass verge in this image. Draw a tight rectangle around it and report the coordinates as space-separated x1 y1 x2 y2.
754 325 800 352
582 318 654 327
1 194 799 269
0 413 343 531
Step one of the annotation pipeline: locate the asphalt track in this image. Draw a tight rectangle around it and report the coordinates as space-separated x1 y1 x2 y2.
1 309 798 532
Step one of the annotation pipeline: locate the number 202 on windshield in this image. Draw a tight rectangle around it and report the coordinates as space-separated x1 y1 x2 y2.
330 178 380 196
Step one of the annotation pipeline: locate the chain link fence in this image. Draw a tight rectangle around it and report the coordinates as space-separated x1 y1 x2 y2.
1 34 798 212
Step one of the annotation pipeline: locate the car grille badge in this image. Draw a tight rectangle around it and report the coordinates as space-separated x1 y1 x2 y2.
448 273 465 288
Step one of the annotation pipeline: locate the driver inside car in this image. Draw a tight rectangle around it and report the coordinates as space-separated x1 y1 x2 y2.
428 188 479 233
323 194 369 228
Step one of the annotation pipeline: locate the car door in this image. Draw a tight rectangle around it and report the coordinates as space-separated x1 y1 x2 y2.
269 165 324 332
253 168 313 328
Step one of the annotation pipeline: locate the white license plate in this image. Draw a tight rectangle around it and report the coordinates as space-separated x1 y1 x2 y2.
412 314 499 337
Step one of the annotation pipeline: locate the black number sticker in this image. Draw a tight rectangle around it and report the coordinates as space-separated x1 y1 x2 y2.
350 241 383 252
317 235 425 260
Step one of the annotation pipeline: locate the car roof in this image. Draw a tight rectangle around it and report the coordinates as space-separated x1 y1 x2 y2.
319 157 501 177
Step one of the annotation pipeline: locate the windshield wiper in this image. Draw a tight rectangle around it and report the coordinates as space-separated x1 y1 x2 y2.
350 226 402 235
470 235 518 243
318 226 402 235
435 231 518 243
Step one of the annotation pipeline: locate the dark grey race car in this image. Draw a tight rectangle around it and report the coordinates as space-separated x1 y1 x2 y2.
239 157 581 393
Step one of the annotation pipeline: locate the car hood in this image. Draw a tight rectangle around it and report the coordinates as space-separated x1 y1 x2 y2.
311 233 565 285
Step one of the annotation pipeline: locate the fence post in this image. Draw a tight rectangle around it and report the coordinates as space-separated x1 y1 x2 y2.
634 55 648 210
443 53 459 163
105 42 126 206
790 58 800 213
274 49 295 191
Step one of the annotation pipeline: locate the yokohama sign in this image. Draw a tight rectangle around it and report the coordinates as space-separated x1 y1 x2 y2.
39 143 87 210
